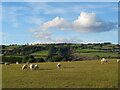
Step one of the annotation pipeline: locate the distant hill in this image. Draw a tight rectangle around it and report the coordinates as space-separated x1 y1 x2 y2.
1 42 120 63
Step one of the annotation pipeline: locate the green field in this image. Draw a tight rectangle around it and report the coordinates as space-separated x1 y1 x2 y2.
76 49 104 52
75 52 118 58
30 50 48 56
29 49 118 59
30 50 48 59
2 59 118 88
5 45 22 49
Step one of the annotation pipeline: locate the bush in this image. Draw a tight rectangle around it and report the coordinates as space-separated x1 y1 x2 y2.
22 55 36 63
28 58 36 63
2 56 22 63
94 55 100 60
36 58 45 62
62 57 72 61
22 55 29 63
46 56 62 62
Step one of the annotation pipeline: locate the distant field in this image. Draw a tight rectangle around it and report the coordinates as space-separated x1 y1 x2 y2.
5 56 23 57
3 50 118 60
76 49 104 52
75 52 118 58
5 45 22 49
30 50 48 56
3 50 48 59
90 46 115 49
2 59 118 88
30 50 48 59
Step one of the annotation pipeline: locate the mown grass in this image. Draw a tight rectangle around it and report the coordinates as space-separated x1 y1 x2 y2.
2 59 118 88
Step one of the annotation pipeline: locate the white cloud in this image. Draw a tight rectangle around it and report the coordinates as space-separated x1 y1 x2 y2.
28 37 83 45
41 17 66 28
29 17 68 41
74 12 100 27
3 2 117 29
50 37 82 43
29 12 116 43
38 12 116 33
32 31 53 39
71 12 116 33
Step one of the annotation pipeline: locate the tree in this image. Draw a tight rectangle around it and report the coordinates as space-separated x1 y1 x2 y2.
46 45 56 60
112 46 115 52
2 56 22 63
22 55 29 63
36 58 45 62
22 55 36 63
50 56 62 62
28 58 36 63
58 46 71 57
57 46 73 61
1 45 6 49
94 55 100 60
28 55 36 63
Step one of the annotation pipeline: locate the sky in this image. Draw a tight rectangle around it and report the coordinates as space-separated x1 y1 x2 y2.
1 2 118 45
1 0 120 2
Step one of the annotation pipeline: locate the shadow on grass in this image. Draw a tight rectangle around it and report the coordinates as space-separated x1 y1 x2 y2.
63 67 75 68
37 69 54 70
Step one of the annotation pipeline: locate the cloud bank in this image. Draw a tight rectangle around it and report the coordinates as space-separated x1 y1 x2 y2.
39 12 116 33
30 12 116 43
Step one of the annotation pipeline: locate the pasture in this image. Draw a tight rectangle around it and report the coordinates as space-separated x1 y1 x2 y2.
75 52 118 58
2 59 118 88
30 50 48 59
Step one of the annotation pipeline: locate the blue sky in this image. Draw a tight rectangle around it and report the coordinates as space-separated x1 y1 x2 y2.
2 2 118 45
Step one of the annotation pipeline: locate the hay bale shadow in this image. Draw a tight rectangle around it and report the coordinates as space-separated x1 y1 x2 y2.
37 69 53 70
63 67 75 68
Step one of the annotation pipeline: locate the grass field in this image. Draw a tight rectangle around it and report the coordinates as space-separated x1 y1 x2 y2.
30 51 48 56
76 49 104 52
30 50 48 59
5 45 22 49
28 49 118 59
75 52 118 58
2 59 118 88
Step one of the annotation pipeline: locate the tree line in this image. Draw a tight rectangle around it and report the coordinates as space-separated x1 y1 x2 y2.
2 45 79 63
1 42 120 63
2 56 45 63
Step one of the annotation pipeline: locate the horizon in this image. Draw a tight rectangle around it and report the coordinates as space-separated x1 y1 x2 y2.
1 41 118 46
2 2 118 45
